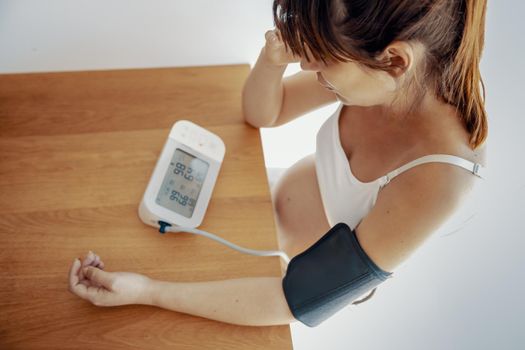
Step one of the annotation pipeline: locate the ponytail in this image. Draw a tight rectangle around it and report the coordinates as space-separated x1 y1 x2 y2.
273 0 490 150
444 0 488 149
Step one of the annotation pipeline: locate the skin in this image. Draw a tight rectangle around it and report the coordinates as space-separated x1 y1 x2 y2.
68 251 295 327
244 29 486 264
68 27 486 326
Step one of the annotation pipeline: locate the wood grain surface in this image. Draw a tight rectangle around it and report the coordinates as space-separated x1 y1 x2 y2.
0 65 292 349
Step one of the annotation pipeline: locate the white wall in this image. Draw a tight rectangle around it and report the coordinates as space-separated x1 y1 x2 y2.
1 1 524 349
0 0 272 72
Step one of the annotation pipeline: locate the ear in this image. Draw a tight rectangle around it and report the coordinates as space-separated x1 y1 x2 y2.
376 41 414 78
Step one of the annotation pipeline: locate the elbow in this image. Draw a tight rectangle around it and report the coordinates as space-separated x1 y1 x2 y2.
242 108 262 129
241 91 276 129
243 116 272 130
241 85 258 128
242 104 274 129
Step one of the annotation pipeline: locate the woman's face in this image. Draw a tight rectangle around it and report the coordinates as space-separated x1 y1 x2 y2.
300 56 397 107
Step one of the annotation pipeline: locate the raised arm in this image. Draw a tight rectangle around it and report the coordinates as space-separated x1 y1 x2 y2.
242 29 336 128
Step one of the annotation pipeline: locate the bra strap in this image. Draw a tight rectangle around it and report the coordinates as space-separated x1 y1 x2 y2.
382 154 486 186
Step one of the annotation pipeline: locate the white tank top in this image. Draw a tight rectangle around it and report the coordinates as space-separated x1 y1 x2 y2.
315 104 486 229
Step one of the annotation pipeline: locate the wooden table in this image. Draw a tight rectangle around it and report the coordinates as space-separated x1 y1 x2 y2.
0 65 292 349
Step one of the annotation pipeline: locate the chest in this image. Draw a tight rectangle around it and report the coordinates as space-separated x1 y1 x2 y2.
337 106 481 183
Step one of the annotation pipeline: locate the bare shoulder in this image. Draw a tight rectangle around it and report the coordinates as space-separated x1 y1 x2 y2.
355 159 480 273
354 134 487 273
437 119 488 193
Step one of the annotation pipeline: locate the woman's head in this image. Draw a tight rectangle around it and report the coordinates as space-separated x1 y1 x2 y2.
273 0 488 149
299 40 425 110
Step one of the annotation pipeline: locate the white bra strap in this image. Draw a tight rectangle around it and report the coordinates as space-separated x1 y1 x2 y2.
383 154 486 185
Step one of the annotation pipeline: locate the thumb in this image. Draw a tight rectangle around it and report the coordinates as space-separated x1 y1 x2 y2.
84 266 114 289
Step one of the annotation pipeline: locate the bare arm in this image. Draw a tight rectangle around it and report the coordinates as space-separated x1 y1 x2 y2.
242 29 337 128
69 254 297 327
149 277 297 327
241 49 287 128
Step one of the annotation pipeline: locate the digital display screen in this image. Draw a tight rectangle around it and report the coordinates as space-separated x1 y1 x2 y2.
156 148 209 218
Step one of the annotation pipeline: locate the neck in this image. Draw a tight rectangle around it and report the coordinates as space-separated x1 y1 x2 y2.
377 90 458 131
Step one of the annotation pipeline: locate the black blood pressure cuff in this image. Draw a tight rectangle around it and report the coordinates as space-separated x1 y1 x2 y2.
282 222 394 327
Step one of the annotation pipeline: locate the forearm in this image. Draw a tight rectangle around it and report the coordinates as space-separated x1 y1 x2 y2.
147 276 296 327
242 49 287 128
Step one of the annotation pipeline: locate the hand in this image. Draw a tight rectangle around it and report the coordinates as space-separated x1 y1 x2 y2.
68 251 153 307
261 28 301 67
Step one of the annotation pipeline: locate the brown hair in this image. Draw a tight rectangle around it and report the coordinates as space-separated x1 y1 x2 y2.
273 0 488 150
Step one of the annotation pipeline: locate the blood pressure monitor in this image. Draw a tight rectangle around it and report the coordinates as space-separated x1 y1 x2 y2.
138 119 289 264
139 120 225 229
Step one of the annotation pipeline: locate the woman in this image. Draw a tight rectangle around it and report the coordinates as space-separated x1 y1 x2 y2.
68 0 488 327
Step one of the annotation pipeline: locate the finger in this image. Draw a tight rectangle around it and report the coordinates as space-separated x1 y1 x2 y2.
78 250 93 281
79 276 102 289
274 28 283 41
265 29 280 45
68 259 90 300
68 258 81 292
93 254 100 267
92 254 105 273
80 251 96 281
82 251 95 268
91 254 105 286
265 30 275 42
84 266 114 290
